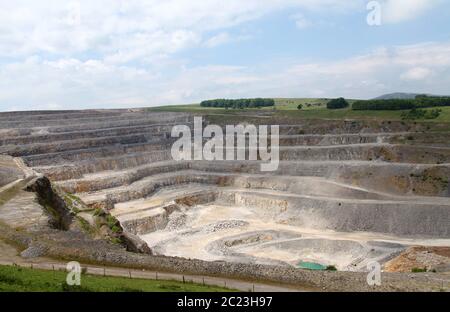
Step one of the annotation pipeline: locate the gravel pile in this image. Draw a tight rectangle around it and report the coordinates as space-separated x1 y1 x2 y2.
203 220 249 233
165 211 187 231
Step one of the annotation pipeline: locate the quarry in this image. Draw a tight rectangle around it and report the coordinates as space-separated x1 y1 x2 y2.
0 108 449 291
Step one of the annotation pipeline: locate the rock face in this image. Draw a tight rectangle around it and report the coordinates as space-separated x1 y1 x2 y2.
25 176 74 230
0 155 23 187
122 231 153 254
0 109 449 274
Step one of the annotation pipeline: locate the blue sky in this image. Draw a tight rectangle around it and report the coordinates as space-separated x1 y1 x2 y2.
0 0 450 111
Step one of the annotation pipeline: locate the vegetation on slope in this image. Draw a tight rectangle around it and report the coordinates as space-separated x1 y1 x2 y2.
401 108 442 120
147 98 450 123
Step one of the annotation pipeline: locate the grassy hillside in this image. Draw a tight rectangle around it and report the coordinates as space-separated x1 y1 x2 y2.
0 265 233 292
273 98 331 110
149 98 332 112
147 99 450 122
276 106 450 122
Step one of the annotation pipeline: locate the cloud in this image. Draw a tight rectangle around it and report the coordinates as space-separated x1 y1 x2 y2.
401 67 432 80
1 41 450 111
0 1 440 61
103 30 202 64
204 32 252 48
292 13 313 29
0 1 448 111
0 1 373 60
269 43 450 98
381 0 441 23
204 32 232 48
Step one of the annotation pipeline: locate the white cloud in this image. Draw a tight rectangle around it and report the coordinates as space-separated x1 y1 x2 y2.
103 30 201 64
381 0 441 23
165 42 450 101
292 13 313 29
205 32 232 48
0 1 447 111
269 43 450 98
0 1 441 61
0 0 378 60
1 41 450 111
204 32 252 48
401 67 432 80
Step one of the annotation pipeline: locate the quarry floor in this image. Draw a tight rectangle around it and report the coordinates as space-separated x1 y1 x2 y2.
139 199 450 271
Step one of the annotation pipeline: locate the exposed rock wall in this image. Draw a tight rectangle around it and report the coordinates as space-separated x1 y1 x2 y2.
0 156 23 187
222 190 450 237
25 176 74 230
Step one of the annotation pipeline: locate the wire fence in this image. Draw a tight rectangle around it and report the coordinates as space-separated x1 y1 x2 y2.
0 260 267 292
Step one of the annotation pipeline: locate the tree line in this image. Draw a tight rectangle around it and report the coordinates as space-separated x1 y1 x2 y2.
352 95 450 111
200 98 275 109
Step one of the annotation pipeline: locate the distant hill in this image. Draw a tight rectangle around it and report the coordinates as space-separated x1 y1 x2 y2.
373 93 422 100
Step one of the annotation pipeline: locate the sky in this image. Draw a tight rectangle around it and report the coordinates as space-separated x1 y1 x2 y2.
0 0 450 111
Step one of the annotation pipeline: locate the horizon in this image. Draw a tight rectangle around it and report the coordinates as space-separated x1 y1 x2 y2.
1 1 450 111
0 93 446 113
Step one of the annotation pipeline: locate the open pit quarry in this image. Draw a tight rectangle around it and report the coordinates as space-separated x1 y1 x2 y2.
1 109 449 291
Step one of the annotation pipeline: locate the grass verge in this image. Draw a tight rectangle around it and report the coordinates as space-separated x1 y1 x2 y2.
0 265 234 292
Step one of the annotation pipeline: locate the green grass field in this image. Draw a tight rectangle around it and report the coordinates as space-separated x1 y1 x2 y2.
274 98 332 110
147 98 450 123
0 265 233 292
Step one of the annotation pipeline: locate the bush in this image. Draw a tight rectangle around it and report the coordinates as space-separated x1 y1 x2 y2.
427 109 442 119
111 225 121 233
297 104 303 110
76 217 92 233
411 267 427 273
110 237 123 245
401 108 442 120
93 208 104 216
106 215 118 228
325 265 337 271
327 98 349 109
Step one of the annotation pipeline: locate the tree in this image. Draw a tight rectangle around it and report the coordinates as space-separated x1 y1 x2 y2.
327 98 349 109
297 104 303 110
